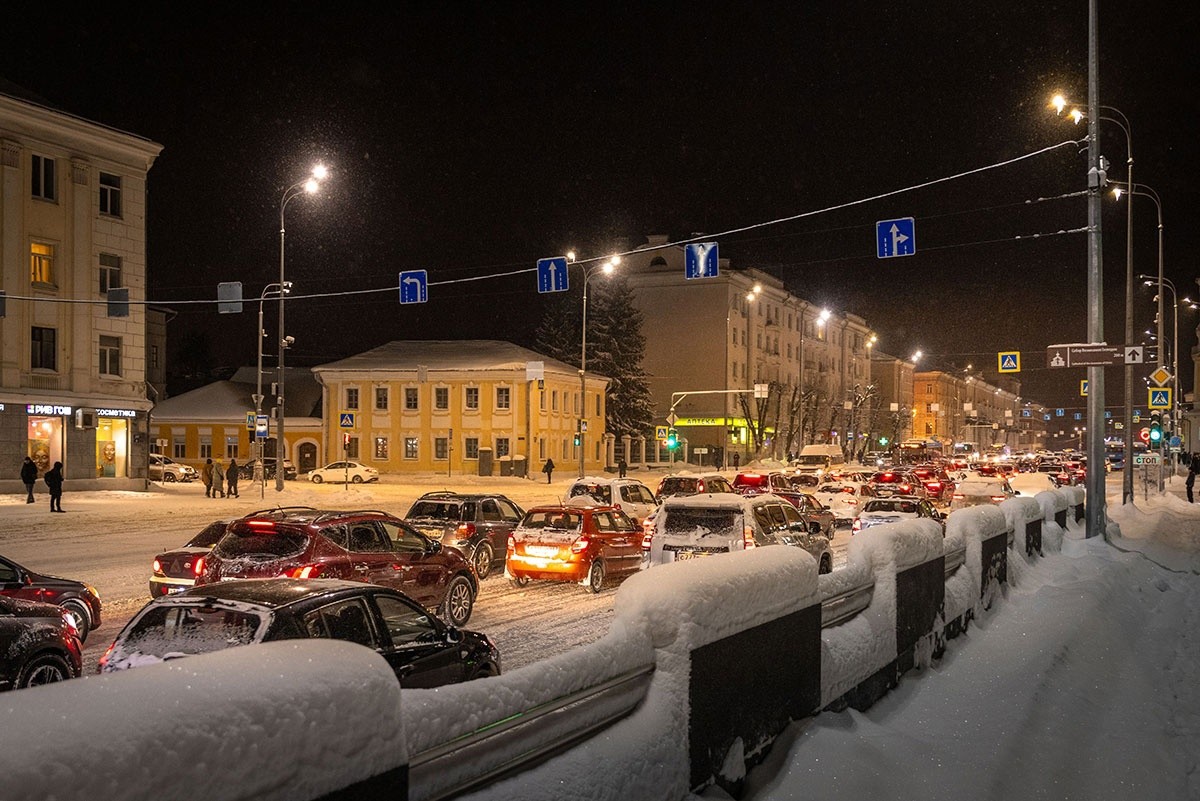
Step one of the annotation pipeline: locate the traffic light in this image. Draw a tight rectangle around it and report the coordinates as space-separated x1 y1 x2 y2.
573 432 581 447
1149 412 1163 444
665 428 679 450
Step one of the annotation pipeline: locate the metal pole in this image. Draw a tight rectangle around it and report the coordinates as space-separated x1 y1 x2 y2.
277 205 287 493
1156 203 1165 490
256 296 265 498
1084 0 1106 538
1121 120 1134 505
579 269 588 480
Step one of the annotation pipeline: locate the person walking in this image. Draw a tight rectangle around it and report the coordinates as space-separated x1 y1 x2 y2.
201 458 214 497
212 459 226 498
618 457 628 479
227 458 239 498
542 458 555 484
44 461 64 512
20 456 37 504
732 451 740 470
1186 453 1197 504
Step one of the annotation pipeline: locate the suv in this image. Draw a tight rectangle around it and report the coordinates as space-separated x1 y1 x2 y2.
149 454 198 483
641 493 832 573
0 554 102 643
868 469 927 499
506 505 643 592
195 507 479 626
656 472 736 498
566 477 658 525
910 465 956 503
403 492 526 579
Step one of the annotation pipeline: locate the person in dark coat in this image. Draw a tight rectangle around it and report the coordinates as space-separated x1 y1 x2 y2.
227 458 239 498
1187 453 1197 504
44 461 64 512
201 458 214 497
732 451 741 470
542 458 555 484
618 457 628 478
20 456 37 504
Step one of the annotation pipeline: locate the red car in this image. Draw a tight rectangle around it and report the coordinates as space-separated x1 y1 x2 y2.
910 465 956 502
506 505 642 592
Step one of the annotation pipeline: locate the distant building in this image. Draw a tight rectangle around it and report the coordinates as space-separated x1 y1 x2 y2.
0 85 162 491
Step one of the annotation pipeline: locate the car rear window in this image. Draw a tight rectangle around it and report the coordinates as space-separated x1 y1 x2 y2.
214 524 310 559
662 507 741 537
407 500 464 520
521 511 583 530
865 500 917 513
186 521 231 548
114 604 263 663
658 477 699 496
569 484 613 504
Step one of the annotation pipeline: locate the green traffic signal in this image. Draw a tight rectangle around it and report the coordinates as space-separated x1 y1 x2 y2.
1149 413 1163 443
666 428 679 449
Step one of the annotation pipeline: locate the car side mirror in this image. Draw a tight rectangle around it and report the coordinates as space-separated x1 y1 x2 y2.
808 521 821 535
425 539 443 554
1012 490 1020 496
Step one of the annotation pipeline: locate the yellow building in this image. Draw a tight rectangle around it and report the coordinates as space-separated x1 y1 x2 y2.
312 341 610 476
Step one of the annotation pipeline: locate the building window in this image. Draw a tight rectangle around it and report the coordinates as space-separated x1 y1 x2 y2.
347 437 360 459
539 387 546 410
596 394 602 416
552 390 558 411
32 155 55 201
200 440 213 459
375 436 389 460
465 437 479 459
31 327 56 371
404 437 418 459
225 437 239 459
172 438 185 459
496 437 510 457
465 387 480 410
434 437 448 460
374 387 389 411
926 384 933 395
99 253 122 293
99 336 122 376
496 386 511 410
404 387 418 411
346 387 359 410
150 345 159 370
31 242 54 285
925 402 933 413
435 387 449 410
99 173 122 217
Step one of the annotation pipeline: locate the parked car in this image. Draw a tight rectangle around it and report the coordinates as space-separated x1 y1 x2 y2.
195 507 479 626
910 465 956 503
640 492 832 574
852 496 945 534
0 554 102 643
950 479 1020 511
868 469 927 500
813 481 877 526
656 472 736 498
306 461 379 484
731 471 794 495
98 579 500 688
566 477 658 524
403 492 525 579
149 520 233 598
0 596 83 691
505 505 643 592
148 453 198 483
238 458 298 481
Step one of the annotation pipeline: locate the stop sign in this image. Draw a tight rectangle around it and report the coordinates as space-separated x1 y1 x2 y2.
1139 427 1151 443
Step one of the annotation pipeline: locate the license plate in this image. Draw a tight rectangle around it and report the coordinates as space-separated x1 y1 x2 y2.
166 585 188 594
675 550 710 561
525 545 560 558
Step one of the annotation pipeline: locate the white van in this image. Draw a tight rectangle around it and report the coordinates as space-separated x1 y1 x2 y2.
790 444 846 478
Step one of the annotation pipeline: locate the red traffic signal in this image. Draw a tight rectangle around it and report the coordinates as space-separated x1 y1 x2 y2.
1139 427 1150 444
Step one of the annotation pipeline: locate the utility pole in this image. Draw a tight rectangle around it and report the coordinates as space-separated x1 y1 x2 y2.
1084 0 1106 538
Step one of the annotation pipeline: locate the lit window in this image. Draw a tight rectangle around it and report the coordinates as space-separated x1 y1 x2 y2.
375 437 389 460
31 242 55 285
404 437 418 459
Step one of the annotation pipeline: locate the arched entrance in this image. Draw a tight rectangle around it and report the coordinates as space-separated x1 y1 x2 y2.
297 442 318 474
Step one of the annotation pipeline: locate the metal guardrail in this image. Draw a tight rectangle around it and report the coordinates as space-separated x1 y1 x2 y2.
944 546 966 579
821 582 875 628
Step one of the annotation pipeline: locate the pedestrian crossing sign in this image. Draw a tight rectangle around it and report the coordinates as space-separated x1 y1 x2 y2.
1147 388 1172 409
1080 379 1088 396
997 351 1020 373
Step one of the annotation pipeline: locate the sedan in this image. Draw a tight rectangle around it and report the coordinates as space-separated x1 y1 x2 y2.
149 520 232 598
0 554 102 643
98 579 500 688
307 461 379 484
506 505 643 592
950 479 1020 510
853 496 945 534
813 482 876 526
0 596 83 691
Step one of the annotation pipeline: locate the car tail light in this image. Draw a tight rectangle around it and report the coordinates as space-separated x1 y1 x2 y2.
852 518 862 532
952 493 965 500
990 495 1007 503
283 565 323 579
246 519 276 530
570 535 590 554
152 559 163 575
845 498 858 505
927 482 942 492
61 609 80 638
641 530 653 550
456 523 477 538
193 556 206 576
97 641 116 672
743 525 756 549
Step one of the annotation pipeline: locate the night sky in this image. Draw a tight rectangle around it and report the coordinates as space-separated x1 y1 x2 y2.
3 2 1197 414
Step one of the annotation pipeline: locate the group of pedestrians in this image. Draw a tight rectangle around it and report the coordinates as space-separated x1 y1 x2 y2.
20 455 65 512
201 458 240 498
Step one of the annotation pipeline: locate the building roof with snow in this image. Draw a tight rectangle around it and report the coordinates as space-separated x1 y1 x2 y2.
312 340 608 383
151 368 322 422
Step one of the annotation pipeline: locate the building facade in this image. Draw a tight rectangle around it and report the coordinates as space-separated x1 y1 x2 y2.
623 235 875 462
1 87 162 491
312 341 610 476
913 370 1032 454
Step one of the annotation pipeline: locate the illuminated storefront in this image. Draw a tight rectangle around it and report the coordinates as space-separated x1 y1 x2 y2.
27 407 66 474
2 402 145 487
96 409 137 478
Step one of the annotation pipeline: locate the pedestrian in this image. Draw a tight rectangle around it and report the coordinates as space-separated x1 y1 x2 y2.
227 458 240 497
618 457 628 478
201 458 214 497
44 461 64 512
212 459 226 498
542 458 555 484
732 451 740 470
1186 453 1197 504
20 456 37 504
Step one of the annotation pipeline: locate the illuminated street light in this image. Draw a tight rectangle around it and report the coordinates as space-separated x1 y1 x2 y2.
579 255 619 478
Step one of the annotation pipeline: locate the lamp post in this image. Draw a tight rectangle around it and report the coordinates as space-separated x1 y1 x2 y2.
255 282 289 497
579 255 618 479
276 165 327 492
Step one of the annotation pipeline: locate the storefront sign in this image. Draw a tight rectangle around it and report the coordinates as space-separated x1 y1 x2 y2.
96 408 138 418
674 417 749 428
26 404 73 416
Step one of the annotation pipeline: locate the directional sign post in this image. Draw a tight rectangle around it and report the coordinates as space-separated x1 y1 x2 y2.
997 351 1020 373
876 217 916 258
536 257 570 293
398 270 428 304
1046 344 1125 368
1125 346 1144 364
684 242 720 279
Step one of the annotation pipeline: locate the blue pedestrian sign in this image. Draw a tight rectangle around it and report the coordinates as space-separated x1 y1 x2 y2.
1073 412 1083 421
399 270 428 304
876 217 916 258
685 242 719 279
339 413 356 428
1055 408 1065 417
997 351 1020 373
537 257 570 293
1147 388 1172 409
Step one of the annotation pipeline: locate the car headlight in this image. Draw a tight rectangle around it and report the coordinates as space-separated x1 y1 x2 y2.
86 585 101 601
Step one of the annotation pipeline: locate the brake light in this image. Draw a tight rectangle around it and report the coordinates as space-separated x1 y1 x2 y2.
743 525 756 549
193 556 206 576
152 559 163 575
845 498 858 505
990 495 1007 503
246 519 276 529
456 522 476 538
283 565 322 579
952 493 965 499
927 482 942 492
852 518 862 532
97 641 116 672
570 535 590 554
641 531 653 550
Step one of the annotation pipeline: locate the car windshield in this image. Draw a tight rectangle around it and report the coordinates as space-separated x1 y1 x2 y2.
569 484 612 504
111 604 263 665
406 500 463 521
817 484 851 494
662 507 741 537
864 500 918 514
213 524 309 559
521 511 583 530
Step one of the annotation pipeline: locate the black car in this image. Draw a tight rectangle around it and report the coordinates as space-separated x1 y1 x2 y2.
0 595 83 691
238 458 298 481
0 554 102 643
98 579 500 688
149 520 233 598
403 492 525 579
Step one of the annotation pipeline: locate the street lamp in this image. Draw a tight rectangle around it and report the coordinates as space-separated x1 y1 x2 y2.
255 282 290 497
1054 95 1135 503
276 164 328 492
579 255 618 478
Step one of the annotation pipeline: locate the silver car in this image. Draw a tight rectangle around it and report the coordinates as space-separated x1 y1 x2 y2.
148 454 197 483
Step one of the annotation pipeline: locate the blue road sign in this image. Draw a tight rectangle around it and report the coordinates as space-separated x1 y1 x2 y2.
876 217 916 258
1104 411 1112 418
685 242 720 279
255 415 269 438
1073 412 1083 420
399 270 428 304
339 413 356 428
1055 408 1065 417
1170 435 1182 448
537 257 570 293
1148 388 1171 409
1021 409 1031 418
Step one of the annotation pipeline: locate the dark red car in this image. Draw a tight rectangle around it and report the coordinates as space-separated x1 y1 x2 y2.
0 553 102 643
196 507 479 627
0 595 83 691
910 465 956 502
